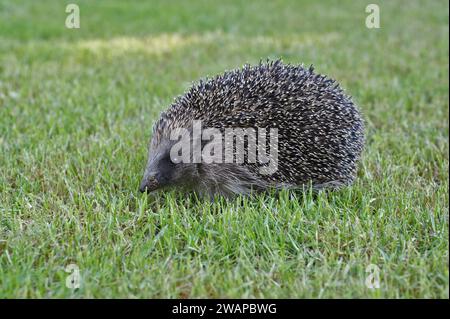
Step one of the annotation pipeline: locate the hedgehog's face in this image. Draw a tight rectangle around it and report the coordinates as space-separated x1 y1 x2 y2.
139 137 195 193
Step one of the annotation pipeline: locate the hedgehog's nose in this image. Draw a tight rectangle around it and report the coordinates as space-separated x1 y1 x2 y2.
139 182 148 193
139 175 159 193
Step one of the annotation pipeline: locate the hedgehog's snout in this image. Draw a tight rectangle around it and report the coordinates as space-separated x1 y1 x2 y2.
139 174 159 193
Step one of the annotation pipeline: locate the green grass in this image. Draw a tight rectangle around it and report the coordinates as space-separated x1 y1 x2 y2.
0 0 448 298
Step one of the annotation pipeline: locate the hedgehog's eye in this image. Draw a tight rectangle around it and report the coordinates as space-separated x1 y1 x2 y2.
160 154 177 170
164 154 178 166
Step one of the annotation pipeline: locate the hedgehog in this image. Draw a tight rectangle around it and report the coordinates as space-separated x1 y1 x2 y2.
139 60 364 198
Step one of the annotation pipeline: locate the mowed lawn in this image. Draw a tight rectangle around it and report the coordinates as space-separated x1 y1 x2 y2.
0 0 448 298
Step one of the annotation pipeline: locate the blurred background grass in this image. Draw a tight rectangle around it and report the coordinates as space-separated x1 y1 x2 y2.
0 0 448 298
